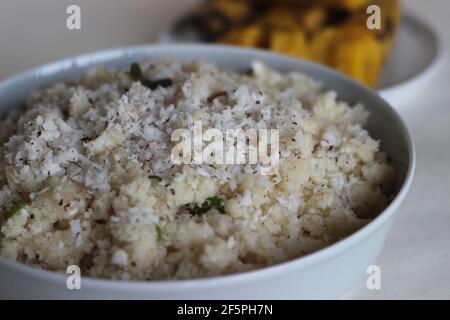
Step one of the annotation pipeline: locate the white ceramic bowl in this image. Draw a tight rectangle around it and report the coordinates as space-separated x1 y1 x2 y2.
0 45 415 299
159 12 446 108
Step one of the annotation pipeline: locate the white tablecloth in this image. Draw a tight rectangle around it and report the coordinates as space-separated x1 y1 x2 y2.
0 0 448 299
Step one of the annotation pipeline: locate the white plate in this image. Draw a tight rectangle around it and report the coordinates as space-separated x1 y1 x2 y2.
378 12 445 105
159 12 445 107
0 45 414 299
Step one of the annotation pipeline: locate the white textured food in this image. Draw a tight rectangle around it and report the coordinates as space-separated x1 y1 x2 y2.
0 59 395 280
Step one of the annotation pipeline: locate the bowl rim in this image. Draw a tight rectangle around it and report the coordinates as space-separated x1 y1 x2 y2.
0 44 416 290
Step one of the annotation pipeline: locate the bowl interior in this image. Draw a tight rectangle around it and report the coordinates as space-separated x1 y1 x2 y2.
0 44 411 195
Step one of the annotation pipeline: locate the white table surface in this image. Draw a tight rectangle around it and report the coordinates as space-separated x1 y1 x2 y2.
0 0 449 299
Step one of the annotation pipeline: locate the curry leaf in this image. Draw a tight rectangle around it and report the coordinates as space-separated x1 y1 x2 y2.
191 197 225 215
4 201 26 220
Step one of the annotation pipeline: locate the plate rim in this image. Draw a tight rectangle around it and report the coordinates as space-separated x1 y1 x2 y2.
378 11 446 103
158 11 446 104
